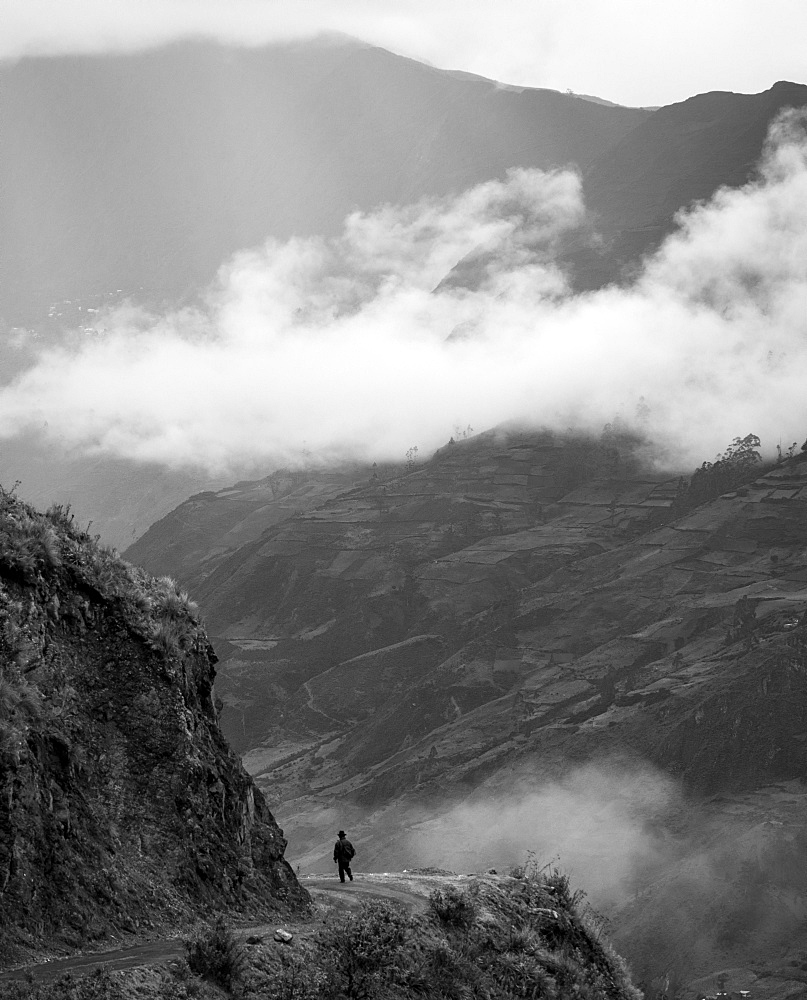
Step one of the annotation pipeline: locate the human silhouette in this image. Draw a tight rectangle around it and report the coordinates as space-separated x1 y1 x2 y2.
333 830 355 882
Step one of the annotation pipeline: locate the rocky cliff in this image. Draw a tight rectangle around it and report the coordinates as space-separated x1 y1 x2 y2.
0 487 307 967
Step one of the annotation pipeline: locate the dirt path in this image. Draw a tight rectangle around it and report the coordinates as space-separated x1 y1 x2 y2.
0 875 430 984
302 875 430 914
0 939 187 985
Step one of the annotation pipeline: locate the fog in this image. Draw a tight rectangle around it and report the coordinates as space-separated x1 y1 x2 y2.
401 759 807 986
1 110 806 476
405 760 682 905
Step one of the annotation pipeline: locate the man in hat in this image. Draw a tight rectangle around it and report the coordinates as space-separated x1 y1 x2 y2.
333 830 355 882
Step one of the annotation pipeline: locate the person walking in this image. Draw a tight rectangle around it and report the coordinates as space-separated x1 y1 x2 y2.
333 830 355 882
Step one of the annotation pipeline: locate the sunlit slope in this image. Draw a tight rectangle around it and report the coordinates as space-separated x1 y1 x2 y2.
0 38 648 324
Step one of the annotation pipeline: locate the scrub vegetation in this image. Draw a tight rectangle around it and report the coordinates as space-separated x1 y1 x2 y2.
3 864 641 999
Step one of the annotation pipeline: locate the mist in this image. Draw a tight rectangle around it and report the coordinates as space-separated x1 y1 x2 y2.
402 759 807 987
405 760 682 905
2 109 806 476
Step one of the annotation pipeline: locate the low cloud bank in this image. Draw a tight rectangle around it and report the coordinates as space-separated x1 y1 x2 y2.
2 110 807 475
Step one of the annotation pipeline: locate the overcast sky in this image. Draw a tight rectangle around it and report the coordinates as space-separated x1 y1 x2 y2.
3 0 806 107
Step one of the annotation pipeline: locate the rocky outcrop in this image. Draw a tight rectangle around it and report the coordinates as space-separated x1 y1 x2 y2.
0 489 307 966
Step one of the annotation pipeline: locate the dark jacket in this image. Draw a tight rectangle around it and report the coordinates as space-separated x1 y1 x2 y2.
334 837 355 863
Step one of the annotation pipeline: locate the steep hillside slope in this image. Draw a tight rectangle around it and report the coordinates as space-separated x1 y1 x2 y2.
136 431 807 802
0 488 307 968
572 80 807 288
128 428 807 990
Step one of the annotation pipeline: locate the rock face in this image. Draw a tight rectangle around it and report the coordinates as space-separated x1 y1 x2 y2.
0 490 306 965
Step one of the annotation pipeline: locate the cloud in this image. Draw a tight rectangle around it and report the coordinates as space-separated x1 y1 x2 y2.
1 110 807 476
405 760 682 905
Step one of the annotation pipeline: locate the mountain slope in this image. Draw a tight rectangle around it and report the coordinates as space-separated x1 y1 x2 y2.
0 37 650 547
0 38 649 326
571 80 807 287
127 428 807 991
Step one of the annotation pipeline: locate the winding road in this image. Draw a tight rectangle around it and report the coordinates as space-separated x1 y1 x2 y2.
0 875 429 984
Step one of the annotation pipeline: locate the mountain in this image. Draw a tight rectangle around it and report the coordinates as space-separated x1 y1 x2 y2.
0 37 649 327
0 488 307 966
126 428 807 993
0 436 226 552
571 80 807 288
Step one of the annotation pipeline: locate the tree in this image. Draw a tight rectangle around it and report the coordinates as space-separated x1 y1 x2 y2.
679 433 763 508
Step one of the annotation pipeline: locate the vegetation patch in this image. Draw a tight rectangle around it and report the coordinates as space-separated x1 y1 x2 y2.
185 917 247 991
252 865 640 999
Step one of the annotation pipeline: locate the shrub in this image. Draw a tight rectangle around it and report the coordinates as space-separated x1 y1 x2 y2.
0 967 126 999
428 884 478 929
184 916 246 991
316 899 412 999
154 579 199 622
150 620 187 659
264 950 319 1000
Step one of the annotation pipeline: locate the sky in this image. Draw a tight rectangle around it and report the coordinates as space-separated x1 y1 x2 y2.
2 0 807 107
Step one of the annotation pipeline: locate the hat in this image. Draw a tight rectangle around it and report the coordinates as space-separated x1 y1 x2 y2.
338 830 346 837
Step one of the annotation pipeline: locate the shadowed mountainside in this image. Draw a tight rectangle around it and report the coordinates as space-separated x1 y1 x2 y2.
570 79 807 289
0 36 652 548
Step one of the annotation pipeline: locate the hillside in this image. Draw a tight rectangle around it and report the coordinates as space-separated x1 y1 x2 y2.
127 427 807 992
573 79 807 288
2 869 645 1000
0 486 307 968
0 37 648 327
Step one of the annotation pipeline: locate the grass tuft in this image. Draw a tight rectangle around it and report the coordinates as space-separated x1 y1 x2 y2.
184 916 246 991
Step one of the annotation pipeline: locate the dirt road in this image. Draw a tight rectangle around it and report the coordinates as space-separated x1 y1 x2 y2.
0 873 432 984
